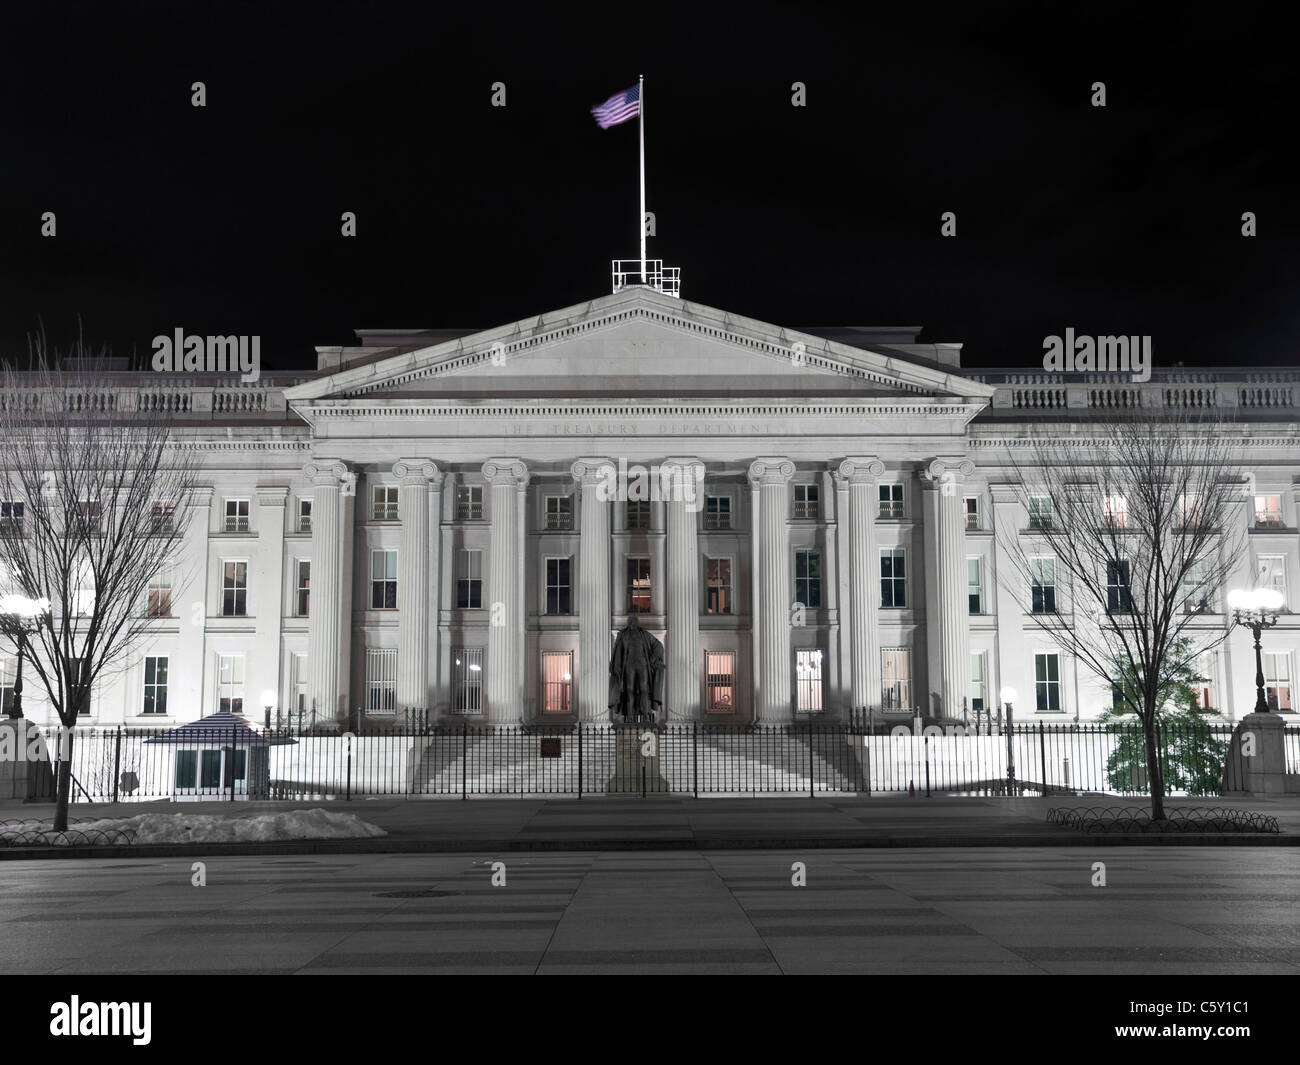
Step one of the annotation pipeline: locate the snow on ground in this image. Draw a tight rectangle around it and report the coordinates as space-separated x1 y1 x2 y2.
0 809 387 844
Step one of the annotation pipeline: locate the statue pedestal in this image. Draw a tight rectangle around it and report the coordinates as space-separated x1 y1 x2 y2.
0 717 56 802
608 726 670 795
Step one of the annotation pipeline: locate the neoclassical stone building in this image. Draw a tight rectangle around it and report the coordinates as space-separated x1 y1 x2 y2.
7 277 1299 728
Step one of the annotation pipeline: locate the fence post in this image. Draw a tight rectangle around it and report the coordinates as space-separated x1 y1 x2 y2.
1038 721 1047 796
577 723 583 800
808 722 815 798
229 723 236 802
461 721 468 800
693 722 698 798
111 726 122 805
924 733 931 797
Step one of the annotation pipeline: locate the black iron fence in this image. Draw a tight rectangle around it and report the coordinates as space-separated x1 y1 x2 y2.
10 716 1294 802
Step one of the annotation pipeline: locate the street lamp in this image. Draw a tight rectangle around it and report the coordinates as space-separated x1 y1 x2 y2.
0 595 52 719
999 686 1017 794
1227 588 1285 713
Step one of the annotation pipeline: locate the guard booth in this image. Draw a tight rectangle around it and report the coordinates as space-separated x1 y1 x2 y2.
144 711 293 801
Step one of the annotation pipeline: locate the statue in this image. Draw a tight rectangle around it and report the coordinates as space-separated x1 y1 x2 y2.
608 614 665 723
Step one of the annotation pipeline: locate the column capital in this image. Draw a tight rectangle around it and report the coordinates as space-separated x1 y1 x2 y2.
481 458 529 487
837 456 885 483
570 457 617 485
393 459 443 487
660 457 706 480
305 459 352 489
747 457 795 488
923 457 975 494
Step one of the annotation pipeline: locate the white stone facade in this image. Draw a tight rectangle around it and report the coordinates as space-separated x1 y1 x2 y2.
7 287 1299 728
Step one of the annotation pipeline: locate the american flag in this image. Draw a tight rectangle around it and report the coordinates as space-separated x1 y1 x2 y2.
591 84 640 129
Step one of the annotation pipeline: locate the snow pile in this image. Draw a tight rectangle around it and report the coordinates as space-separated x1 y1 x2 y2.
0 808 387 845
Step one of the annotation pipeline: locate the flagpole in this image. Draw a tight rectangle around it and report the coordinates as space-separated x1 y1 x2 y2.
638 73 646 285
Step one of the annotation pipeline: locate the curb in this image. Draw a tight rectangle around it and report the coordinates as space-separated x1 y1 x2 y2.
0 831 1292 860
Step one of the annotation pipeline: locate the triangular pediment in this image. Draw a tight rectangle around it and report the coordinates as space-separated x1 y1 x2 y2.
284 287 995 406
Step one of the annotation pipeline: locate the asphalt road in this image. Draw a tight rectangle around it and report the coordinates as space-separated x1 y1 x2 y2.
2 848 1297 974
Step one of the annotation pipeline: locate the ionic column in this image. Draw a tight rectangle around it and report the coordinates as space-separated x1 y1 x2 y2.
482 458 529 723
838 458 885 713
924 459 975 719
663 458 705 721
571 458 615 722
305 460 351 724
748 458 795 723
394 460 442 711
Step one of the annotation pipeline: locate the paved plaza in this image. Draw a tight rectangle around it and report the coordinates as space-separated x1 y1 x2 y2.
2 847 1296 974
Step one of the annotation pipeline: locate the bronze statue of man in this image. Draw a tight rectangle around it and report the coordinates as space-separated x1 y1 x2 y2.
608 614 665 723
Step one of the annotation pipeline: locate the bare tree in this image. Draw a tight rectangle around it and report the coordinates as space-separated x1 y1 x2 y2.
0 332 199 829
994 409 1244 820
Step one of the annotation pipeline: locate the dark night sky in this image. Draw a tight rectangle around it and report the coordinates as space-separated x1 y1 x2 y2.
3 2 1297 374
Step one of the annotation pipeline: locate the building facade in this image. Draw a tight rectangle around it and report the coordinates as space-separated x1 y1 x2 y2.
6 280 1299 729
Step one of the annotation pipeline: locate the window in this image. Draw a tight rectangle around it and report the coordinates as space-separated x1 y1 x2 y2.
967 557 982 614
793 484 820 519
542 651 573 713
1106 560 1132 613
221 561 247 616
457 549 483 608
298 498 312 533
150 501 175 534
372 485 399 521
1180 561 1212 614
626 499 651 530
365 648 397 712
705 651 735 712
290 653 308 718
224 499 250 532
1028 495 1052 530
1191 652 1217 713
1103 495 1128 530
627 557 651 613
1263 651 1292 711
545 495 572 530
879 484 904 519
795 649 823 712
370 550 398 610
964 496 980 531
217 653 245 714
70 659 89 715
881 648 911 710
0 657 14 715
146 570 172 618
1030 557 1056 613
295 560 311 617
1254 495 1283 528
142 656 168 715
175 751 197 790
1178 494 1203 528
705 495 732 530
76 501 103 537
546 558 571 615
457 485 484 520
1034 652 1062 711
1257 555 1287 606
880 548 906 608
453 648 484 713
970 652 986 715
0 501 22 537
794 549 822 609
706 558 732 614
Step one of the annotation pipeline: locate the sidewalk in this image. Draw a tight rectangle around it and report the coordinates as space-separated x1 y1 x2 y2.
2 793 1297 858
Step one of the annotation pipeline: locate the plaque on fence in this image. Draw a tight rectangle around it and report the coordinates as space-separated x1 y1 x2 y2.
539 737 562 758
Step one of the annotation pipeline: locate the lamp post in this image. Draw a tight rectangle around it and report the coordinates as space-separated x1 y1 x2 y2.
0 595 52 719
1227 588 1285 713
999 686 1017 795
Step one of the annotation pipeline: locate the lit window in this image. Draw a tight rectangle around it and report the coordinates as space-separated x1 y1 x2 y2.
1256 556 1287 607
453 649 484 713
881 648 911 710
150 501 176 534
542 652 573 713
705 651 735 713
1103 495 1128 529
706 558 732 614
796 649 823 712
146 571 172 618
627 557 651 613
1263 651 1291 711
221 561 247 616
1254 495 1283 528
365 648 397 712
